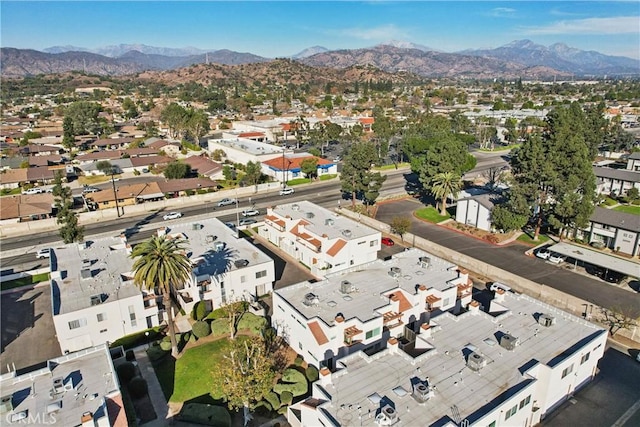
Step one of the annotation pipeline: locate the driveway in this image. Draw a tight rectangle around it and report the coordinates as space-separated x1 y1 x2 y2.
0 284 61 371
375 199 640 316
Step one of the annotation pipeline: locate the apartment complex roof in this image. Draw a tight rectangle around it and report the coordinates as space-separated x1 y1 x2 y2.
276 248 460 325
319 293 606 426
593 165 640 182
590 206 640 233
208 137 285 156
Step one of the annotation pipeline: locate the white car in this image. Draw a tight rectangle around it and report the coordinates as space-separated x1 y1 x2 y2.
489 282 511 293
163 212 183 221
279 187 294 195
548 254 565 264
22 188 44 195
535 248 551 260
36 248 51 259
217 198 236 207
242 209 260 217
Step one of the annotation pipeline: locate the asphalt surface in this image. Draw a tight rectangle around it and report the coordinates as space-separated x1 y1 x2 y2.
375 198 640 317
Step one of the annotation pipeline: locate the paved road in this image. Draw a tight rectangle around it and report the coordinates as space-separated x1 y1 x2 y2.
375 198 640 317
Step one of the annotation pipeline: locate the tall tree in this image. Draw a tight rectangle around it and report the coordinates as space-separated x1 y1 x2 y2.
53 171 84 244
130 235 192 358
65 101 103 135
431 172 462 215
340 142 386 210
300 157 318 179
244 161 263 189
164 162 192 179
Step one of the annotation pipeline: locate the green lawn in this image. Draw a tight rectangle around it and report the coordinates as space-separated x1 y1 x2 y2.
1 273 50 291
319 174 337 181
373 162 410 171
286 178 311 186
478 144 520 152
516 233 552 245
415 206 451 223
613 205 640 215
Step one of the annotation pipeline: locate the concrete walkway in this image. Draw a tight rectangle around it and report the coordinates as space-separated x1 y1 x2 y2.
133 346 174 426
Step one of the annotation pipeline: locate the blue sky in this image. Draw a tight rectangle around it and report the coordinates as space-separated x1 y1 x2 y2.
1 1 638 59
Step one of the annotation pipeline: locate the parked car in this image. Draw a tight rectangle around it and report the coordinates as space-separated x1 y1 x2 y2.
82 186 100 194
36 248 51 259
548 254 565 264
224 222 236 230
239 218 257 226
604 271 626 284
535 248 551 260
217 198 236 207
279 187 295 195
22 188 44 195
489 282 511 293
163 212 183 220
242 209 260 217
381 237 395 246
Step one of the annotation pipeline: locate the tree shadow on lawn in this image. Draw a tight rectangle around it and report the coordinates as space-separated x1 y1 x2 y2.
147 346 176 401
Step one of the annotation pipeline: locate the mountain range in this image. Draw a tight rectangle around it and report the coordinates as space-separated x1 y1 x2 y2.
1 40 638 78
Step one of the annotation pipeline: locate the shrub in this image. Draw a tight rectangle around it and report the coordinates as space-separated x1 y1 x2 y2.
483 234 499 244
125 350 135 361
179 403 231 427
293 355 304 366
133 169 140 176
128 376 148 399
211 318 229 336
192 320 211 338
279 391 293 406
265 391 280 410
159 339 172 351
273 381 307 397
305 365 319 382
281 368 306 384
237 313 267 334
192 301 210 321
116 362 137 384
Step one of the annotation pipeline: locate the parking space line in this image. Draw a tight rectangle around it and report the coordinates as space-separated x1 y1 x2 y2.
611 398 640 427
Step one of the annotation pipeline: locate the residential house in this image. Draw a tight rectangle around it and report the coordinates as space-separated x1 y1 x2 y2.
580 206 640 257
0 343 127 426
273 248 473 370
261 154 337 183
289 291 607 427
593 165 640 196
183 154 224 180
455 189 502 232
0 193 54 222
146 139 181 157
626 152 640 172
0 165 68 189
85 182 165 210
358 116 375 132
50 236 161 353
259 201 381 277
87 138 133 151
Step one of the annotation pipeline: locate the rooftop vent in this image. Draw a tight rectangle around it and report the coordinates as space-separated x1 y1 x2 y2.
303 292 319 306
466 352 486 371
306 212 315 219
90 295 103 306
499 334 519 351
376 404 399 425
325 218 335 226
538 314 556 327
234 259 249 268
389 267 401 278
192 223 203 230
342 229 352 237
292 204 300 211
206 235 215 243
81 259 91 269
340 280 355 294
0 395 13 414
418 257 430 268
214 241 225 252
52 377 65 394
80 268 92 280
411 380 432 403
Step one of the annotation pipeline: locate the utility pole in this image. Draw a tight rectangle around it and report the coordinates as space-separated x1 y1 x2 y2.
110 169 122 218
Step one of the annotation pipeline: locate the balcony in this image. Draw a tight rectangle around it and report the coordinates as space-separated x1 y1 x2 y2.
343 325 363 345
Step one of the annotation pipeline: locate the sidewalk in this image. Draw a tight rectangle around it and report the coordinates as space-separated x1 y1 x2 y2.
133 346 174 426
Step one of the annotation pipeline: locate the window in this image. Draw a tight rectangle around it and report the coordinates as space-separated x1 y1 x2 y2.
100 329 107 333
580 352 590 364
443 298 450 306
561 364 574 379
519 395 532 409
68 318 87 330
505 405 517 420
241 275 246 283
487 421 496 427
129 305 137 327
298 342 303 350
358 241 365 245
370 240 376 247
97 313 107 322
256 270 267 279
365 327 381 339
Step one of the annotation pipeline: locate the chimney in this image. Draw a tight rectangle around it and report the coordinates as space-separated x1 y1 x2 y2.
387 337 398 354
319 367 332 386
494 288 506 303
419 323 432 338
81 412 93 426
468 300 480 315
457 268 469 283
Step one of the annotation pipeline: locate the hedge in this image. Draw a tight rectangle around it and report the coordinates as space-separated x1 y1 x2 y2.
179 403 231 427
305 365 319 382
237 313 267 334
192 320 211 338
279 391 293 406
281 368 306 384
265 391 280 410
211 318 230 336
273 381 307 397
128 376 148 399
116 362 137 384
192 301 210 321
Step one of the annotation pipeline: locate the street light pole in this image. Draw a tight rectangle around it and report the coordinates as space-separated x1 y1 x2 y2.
111 169 121 218
235 188 240 227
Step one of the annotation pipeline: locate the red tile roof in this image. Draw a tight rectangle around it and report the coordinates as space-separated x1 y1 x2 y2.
389 291 412 313
239 132 265 138
308 321 329 345
359 117 375 124
262 155 332 171
326 239 347 257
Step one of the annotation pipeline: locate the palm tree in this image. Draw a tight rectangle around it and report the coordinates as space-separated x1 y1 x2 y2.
431 172 462 216
130 235 192 358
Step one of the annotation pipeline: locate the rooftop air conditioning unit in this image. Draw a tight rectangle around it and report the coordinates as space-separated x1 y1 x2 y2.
292 204 300 211
214 241 224 252
52 377 65 394
306 212 315 219
325 218 335 226
499 334 519 351
192 223 203 230
303 293 319 306
412 381 432 403
418 257 430 268
389 267 401 278
80 268 92 280
539 314 556 327
467 352 486 371
0 395 13 414
340 280 355 294
90 295 102 306
342 229 352 237
376 405 399 426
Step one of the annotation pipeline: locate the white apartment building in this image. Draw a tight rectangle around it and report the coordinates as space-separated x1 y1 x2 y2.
259 201 381 277
272 248 473 370
166 218 275 313
207 136 293 165
0 343 126 426
50 237 160 354
289 291 607 427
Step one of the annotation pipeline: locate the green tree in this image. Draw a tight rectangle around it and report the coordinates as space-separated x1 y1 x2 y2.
64 101 103 135
53 171 84 244
431 172 462 215
340 142 386 210
244 161 263 188
222 165 235 182
213 337 276 412
300 158 318 179
62 116 75 151
390 216 412 242
130 235 192 357
164 162 192 179
185 108 210 142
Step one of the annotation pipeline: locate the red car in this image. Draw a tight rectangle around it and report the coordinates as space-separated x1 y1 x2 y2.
381 237 395 246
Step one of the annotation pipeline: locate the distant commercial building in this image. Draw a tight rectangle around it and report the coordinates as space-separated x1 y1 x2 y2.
259 201 381 277
273 248 473 370
289 290 607 427
0 343 126 426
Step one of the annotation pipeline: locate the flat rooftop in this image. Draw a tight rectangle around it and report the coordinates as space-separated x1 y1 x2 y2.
0 344 119 426
209 137 285 155
272 200 380 241
276 248 460 325
320 293 606 426
52 218 271 314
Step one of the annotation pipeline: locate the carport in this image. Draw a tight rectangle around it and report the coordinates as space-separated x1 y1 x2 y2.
547 242 639 278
